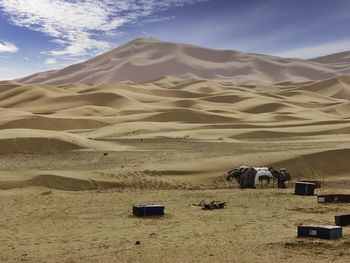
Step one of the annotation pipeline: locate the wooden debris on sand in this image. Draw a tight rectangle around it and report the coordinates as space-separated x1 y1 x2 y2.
193 200 226 210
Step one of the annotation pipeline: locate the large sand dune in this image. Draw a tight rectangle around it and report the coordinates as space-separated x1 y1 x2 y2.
16 38 350 84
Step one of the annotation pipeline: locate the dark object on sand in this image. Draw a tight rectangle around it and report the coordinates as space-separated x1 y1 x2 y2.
297 225 342 239
194 200 226 210
135 241 141 245
317 194 350 203
226 166 292 189
103 152 108 156
239 167 257 189
299 180 321 188
269 167 288 189
295 181 315 196
226 166 249 185
133 204 164 217
335 214 350 227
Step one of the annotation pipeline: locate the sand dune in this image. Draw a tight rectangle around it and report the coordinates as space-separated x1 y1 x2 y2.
16 38 350 84
1 73 350 187
301 76 350 99
153 146 350 184
0 129 129 154
0 116 106 130
0 172 115 191
143 109 238 123
0 44 350 193
0 169 194 191
310 50 350 64
271 148 350 179
1 76 350 140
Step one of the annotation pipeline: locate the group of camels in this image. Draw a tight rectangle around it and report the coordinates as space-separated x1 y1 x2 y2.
226 166 292 189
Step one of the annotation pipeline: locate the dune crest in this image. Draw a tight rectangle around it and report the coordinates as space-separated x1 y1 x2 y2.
16 38 350 84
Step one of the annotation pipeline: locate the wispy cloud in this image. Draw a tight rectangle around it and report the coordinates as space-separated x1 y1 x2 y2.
0 41 18 53
45 58 57 65
274 39 350 59
0 0 204 57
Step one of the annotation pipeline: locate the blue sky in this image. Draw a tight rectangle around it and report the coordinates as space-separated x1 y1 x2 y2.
1 0 350 80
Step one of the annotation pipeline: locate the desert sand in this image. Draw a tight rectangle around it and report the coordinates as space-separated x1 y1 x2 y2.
0 39 350 262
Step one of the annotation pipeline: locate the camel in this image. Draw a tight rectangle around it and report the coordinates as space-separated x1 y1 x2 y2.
226 166 248 188
226 166 292 189
255 167 274 188
226 166 273 189
268 167 292 189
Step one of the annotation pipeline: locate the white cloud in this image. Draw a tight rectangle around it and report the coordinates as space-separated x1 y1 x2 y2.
274 39 350 59
24 56 29 61
45 58 57 65
0 0 204 57
0 41 18 53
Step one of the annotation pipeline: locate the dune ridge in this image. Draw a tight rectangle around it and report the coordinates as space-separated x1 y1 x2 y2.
16 38 350 84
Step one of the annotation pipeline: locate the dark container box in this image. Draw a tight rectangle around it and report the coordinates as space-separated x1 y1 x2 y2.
297 225 342 239
295 182 315 196
335 214 350 226
133 204 165 217
317 194 350 203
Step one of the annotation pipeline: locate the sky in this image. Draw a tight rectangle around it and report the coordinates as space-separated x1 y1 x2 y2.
1 0 350 80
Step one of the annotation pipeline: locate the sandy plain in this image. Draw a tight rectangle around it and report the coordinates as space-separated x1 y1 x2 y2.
0 75 350 262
